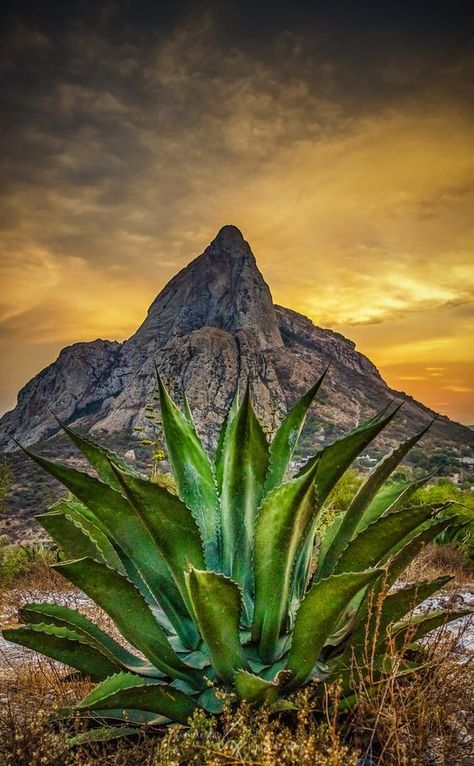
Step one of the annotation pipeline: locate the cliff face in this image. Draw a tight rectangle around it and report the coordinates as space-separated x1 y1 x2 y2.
1 224 472 458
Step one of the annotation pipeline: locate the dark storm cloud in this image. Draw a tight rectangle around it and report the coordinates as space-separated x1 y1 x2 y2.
1 0 472 273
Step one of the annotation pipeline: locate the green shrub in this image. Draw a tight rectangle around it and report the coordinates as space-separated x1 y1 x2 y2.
0 538 30 586
0 539 56 587
410 478 474 556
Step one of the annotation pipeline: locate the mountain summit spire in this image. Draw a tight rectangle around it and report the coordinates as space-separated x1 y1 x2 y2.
131 226 283 349
213 224 245 248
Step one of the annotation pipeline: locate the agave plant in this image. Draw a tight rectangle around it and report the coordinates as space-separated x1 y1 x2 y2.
3 373 470 742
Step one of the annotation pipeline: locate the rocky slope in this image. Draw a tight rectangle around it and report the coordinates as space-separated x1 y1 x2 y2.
1 225 473 539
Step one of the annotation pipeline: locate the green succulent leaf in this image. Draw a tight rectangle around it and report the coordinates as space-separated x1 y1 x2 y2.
217 384 269 619
61 708 169 726
253 461 320 661
53 557 201 686
379 576 452 633
357 470 438 532
57 420 141 492
332 505 435 574
2 623 118 680
286 569 382 686
38 498 126 573
197 687 227 713
385 516 458 588
19 603 162 677
182 390 196 429
37 510 104 562
349 576 452 657
215 386 240 480
22 447 196 645
185 567 249 682
157 374 219 568
393 609 473 648
319 423 432 577
297 404 401 502
111 466 206 611
292 405 401 594
68 727 139 747
234 670 279 704
264 369 328 494
75 672 199 725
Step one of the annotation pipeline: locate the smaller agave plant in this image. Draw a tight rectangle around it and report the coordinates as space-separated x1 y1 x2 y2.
3 372 471 743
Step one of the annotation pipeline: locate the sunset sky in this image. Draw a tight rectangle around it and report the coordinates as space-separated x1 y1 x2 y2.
1 1 473 424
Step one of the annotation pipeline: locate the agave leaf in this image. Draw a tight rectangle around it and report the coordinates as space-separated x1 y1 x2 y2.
2 623 118 680
49 497 126 572
349 576 452 657
215 386 240 481
111 466 206 610
54 558 201 687
393 609 473 648
19 603 162 677
380 576 452 633
234 670 279 704
38 502 123 575
56 419 141 492
197 687 227 713
286 569 382 687
22 448 196 646
38 510 105 562
178 650 211 670
357 470 438 535
157 375 219 568
182 390 196 430
332 505 435 575
185 567 248 683
316 514 344 571
292 405 401 594
341 517 458 657
264 369 328 494
296 404 401 502
68 727 138 747
217 384 269 619
75 672 199 725
319 424 432 577
291 535 317 604
252 460 320 661
60 708 169 726
385 516 458 588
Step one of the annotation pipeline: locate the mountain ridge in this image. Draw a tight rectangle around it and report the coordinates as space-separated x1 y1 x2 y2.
1 225 472 453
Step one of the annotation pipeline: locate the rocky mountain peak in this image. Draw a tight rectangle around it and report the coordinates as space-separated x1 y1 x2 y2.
211 224 246 250
129 225 283 350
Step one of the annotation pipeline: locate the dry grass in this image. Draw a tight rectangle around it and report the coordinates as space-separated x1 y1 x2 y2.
345 622 474 765
403 544 474 586
1 638 472 765
0 662 360 766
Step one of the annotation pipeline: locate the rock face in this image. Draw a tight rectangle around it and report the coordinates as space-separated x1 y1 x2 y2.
1 223 473 461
